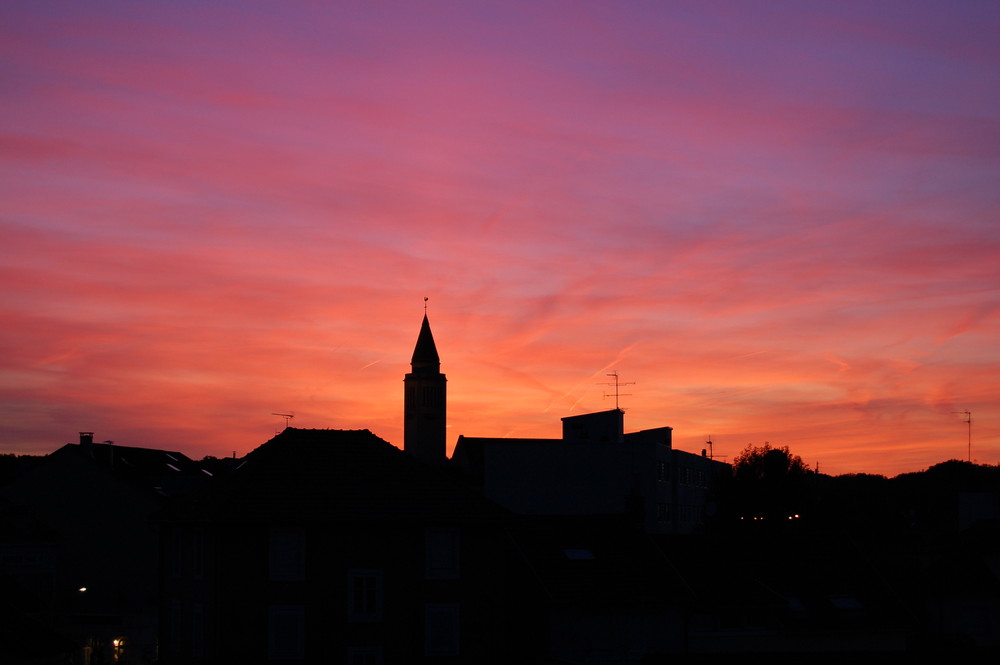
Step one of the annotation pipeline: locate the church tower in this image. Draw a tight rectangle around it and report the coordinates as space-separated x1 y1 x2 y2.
404 311 447 466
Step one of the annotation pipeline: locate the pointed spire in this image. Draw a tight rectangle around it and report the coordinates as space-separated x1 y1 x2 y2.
410 313 440 372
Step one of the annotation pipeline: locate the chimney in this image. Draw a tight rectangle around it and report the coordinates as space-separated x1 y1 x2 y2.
79 432 94 446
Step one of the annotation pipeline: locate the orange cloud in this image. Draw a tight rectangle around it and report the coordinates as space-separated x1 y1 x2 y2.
2 2 998 476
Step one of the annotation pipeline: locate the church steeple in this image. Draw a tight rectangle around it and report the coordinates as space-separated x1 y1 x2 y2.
404 309 447 466
410 314 440 373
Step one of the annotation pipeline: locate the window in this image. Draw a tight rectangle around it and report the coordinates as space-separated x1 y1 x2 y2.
656 503 670 522
269 528 305 581
422 386 442 407
168 601 182 649
191 603 204 657
425 528 460 579
193 528 205 580
268 605 304 660
425 604 460 656
347 646 383 665
169 529 182 578
348 570 383 621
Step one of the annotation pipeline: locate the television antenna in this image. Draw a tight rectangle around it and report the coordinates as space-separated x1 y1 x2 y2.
272 412 295 429
953 410 971 462
702 436 727 461
601 371 634 410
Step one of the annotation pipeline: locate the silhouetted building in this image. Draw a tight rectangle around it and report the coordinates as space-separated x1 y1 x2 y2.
156 317 721 663
0 495 78 664
0 433 210 665
404 313 447 467
509 515 690 662
159 427 516 664
451 409 729 534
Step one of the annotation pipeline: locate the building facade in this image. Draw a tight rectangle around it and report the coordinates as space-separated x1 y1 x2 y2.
0 434 209 664
158 427 516 664
451 409 730 534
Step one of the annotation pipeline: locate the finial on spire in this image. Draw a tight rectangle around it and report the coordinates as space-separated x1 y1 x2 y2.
424 296 428 313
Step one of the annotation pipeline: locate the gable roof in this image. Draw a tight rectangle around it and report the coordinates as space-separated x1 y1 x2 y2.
184 428 507 524
78 442 199 472
3 442 208 503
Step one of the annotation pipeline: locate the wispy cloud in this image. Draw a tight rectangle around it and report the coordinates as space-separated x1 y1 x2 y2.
2 1 998 474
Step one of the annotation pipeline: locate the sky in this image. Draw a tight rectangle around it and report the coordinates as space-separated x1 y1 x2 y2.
2 1 998 476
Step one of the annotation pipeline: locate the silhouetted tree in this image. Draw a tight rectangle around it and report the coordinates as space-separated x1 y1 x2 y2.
817 472 893 535
733 442 810 481
723 443 816 526
894 459 1000 534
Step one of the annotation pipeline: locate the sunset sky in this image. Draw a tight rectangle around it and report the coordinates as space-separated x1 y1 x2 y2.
3 1 998 476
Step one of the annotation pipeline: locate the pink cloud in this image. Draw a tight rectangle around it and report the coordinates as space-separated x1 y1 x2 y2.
2 2 998 475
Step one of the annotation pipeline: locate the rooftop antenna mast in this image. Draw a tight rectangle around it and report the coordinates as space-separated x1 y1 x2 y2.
953 410 972 462
602 371 634 410
272 413 294 430
701 435 728 462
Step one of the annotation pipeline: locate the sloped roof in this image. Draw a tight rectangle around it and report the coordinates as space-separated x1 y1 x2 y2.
4 442 208 501
80 442 198 472
78 442 208 496
185 428 507 524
